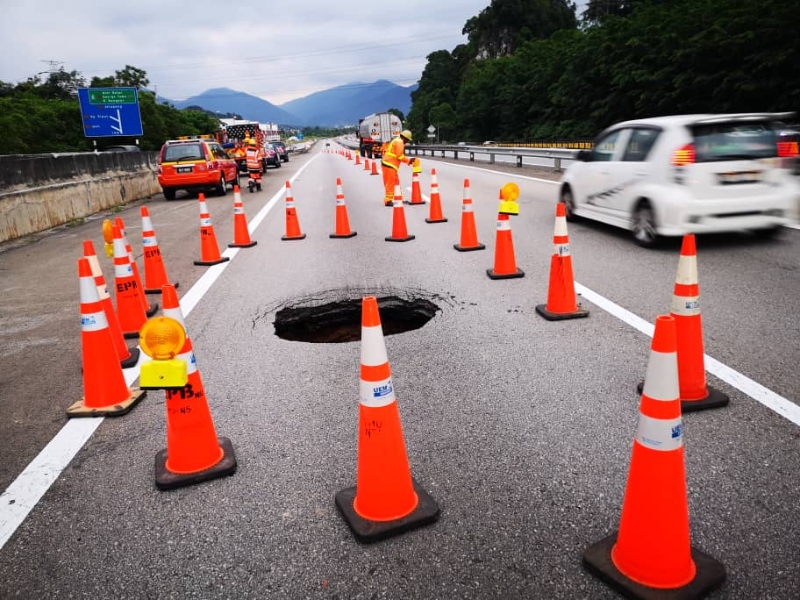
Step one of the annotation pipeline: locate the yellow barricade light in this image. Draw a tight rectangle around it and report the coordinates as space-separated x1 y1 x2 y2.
138 316 188 390
498 182 520 216
102 219 114 257
412 158 422 174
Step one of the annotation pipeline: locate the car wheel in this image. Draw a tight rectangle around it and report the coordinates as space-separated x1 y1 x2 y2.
632 202 659 248
561 186 579 222
163 187 176 201
275 160 281 169
216 173 227 196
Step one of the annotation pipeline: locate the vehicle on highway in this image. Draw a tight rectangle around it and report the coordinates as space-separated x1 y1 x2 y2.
559 113 800 247
264 144 281 169
157 137 239 200
270 140 289 162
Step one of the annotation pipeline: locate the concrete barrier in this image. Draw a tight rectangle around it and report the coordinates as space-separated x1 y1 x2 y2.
0 151 162 244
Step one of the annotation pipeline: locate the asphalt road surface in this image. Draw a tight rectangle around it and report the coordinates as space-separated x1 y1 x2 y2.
0 142 798 599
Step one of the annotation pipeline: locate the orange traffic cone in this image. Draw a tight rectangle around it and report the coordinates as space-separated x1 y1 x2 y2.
193 193 230 266
364 158 371 172
583 315 726 597
406 165 424 205
154 283 237 490
335 296 440 542
370 160 379 176
141 206 178 293
228 186 257 248
112 223 149 339
425 168 447 224
454 178 485 252
330 177 357 239
282 180 307 240
115 217 158 317
354 153 361 166
535 202 589 320
83 240 139 368
486 209 524 279
385 185 415 243
638 234 729 413
66 257 146 417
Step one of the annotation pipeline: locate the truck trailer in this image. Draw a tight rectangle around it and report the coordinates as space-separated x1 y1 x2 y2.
357 112 402 159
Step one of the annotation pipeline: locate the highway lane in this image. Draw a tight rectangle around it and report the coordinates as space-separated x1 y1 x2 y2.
0 143 798 598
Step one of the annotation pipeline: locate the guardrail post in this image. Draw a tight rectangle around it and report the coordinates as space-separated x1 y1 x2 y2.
516 156 522 168
555 157 561 170
440 150 445 158
470 152 474 162
454 151 458 159
489 153 495 165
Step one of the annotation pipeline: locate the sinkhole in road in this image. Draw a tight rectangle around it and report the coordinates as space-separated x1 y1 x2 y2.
273 294 440 343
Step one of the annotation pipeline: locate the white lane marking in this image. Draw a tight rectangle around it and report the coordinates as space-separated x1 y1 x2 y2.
575 283 800 426
0 158 319 551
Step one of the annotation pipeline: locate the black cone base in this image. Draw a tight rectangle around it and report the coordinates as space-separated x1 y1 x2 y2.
426 217 448 223
636 382 730 413
454 243 485 252
487 268 524 280
66 387 146 418
385 234 415 242
146 282 179 294
335 478 440 543
193 257 230 266
145 302 159 317
281 234 307 241
228 241 257 248
120 346 140 369
535 303 590 321
155 437 237 491
330 232 357 239
404 200 426 206
583 533 726 600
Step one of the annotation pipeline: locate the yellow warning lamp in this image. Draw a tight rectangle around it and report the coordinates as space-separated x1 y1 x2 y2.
138 316 188 390
412 158 422 174
498 182 520 216
102 219 114 257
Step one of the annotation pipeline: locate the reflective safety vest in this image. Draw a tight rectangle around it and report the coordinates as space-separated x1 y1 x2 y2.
245 147 262 170
381 136 408 170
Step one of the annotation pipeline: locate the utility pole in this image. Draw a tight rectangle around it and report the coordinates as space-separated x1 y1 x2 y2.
40 59 64 74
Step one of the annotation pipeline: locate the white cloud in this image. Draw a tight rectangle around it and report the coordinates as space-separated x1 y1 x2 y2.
1 1 588 105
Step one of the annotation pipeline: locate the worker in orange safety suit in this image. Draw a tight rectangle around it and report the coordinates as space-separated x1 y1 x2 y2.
245 139 265 187
380 129 415 206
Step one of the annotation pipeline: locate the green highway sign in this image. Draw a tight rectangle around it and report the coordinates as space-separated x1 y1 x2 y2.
88 88 137 105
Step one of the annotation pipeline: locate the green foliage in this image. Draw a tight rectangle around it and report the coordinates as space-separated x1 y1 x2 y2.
413 0 800 142
1 66 225 154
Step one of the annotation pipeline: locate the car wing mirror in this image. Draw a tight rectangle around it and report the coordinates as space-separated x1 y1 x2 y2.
576 149 592 162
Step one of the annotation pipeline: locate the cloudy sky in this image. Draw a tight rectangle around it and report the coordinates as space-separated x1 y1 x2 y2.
1 1 587 106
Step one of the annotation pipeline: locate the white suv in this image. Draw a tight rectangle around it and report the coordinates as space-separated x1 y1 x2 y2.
559 113 800 247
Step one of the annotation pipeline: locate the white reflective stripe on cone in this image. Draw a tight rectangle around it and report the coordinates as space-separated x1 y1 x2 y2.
81 309 108 333
642 351 680 402
553 216 568 237
670 295 701 317
496 218 511 231
360 375 396 408
178 349 198 376
142 234 157 247
114 262 133 277
361 325 389 366
635 414 683 451
553 242 570 257
675 254 699 285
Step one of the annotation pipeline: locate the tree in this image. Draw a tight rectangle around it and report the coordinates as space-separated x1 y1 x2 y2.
386 108 406 122
114 65 149 90
463 0 577 59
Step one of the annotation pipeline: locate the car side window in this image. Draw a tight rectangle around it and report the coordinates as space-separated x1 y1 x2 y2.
592 130 623 162
622 128 660 162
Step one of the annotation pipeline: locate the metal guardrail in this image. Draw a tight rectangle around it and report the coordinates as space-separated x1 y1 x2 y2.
337 138 579 170
408 144 579 170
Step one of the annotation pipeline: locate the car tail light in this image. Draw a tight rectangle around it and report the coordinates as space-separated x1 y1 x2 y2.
671 144 695 166
777 140 799 157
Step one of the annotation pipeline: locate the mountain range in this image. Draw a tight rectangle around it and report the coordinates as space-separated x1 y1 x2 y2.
160 80 417 128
